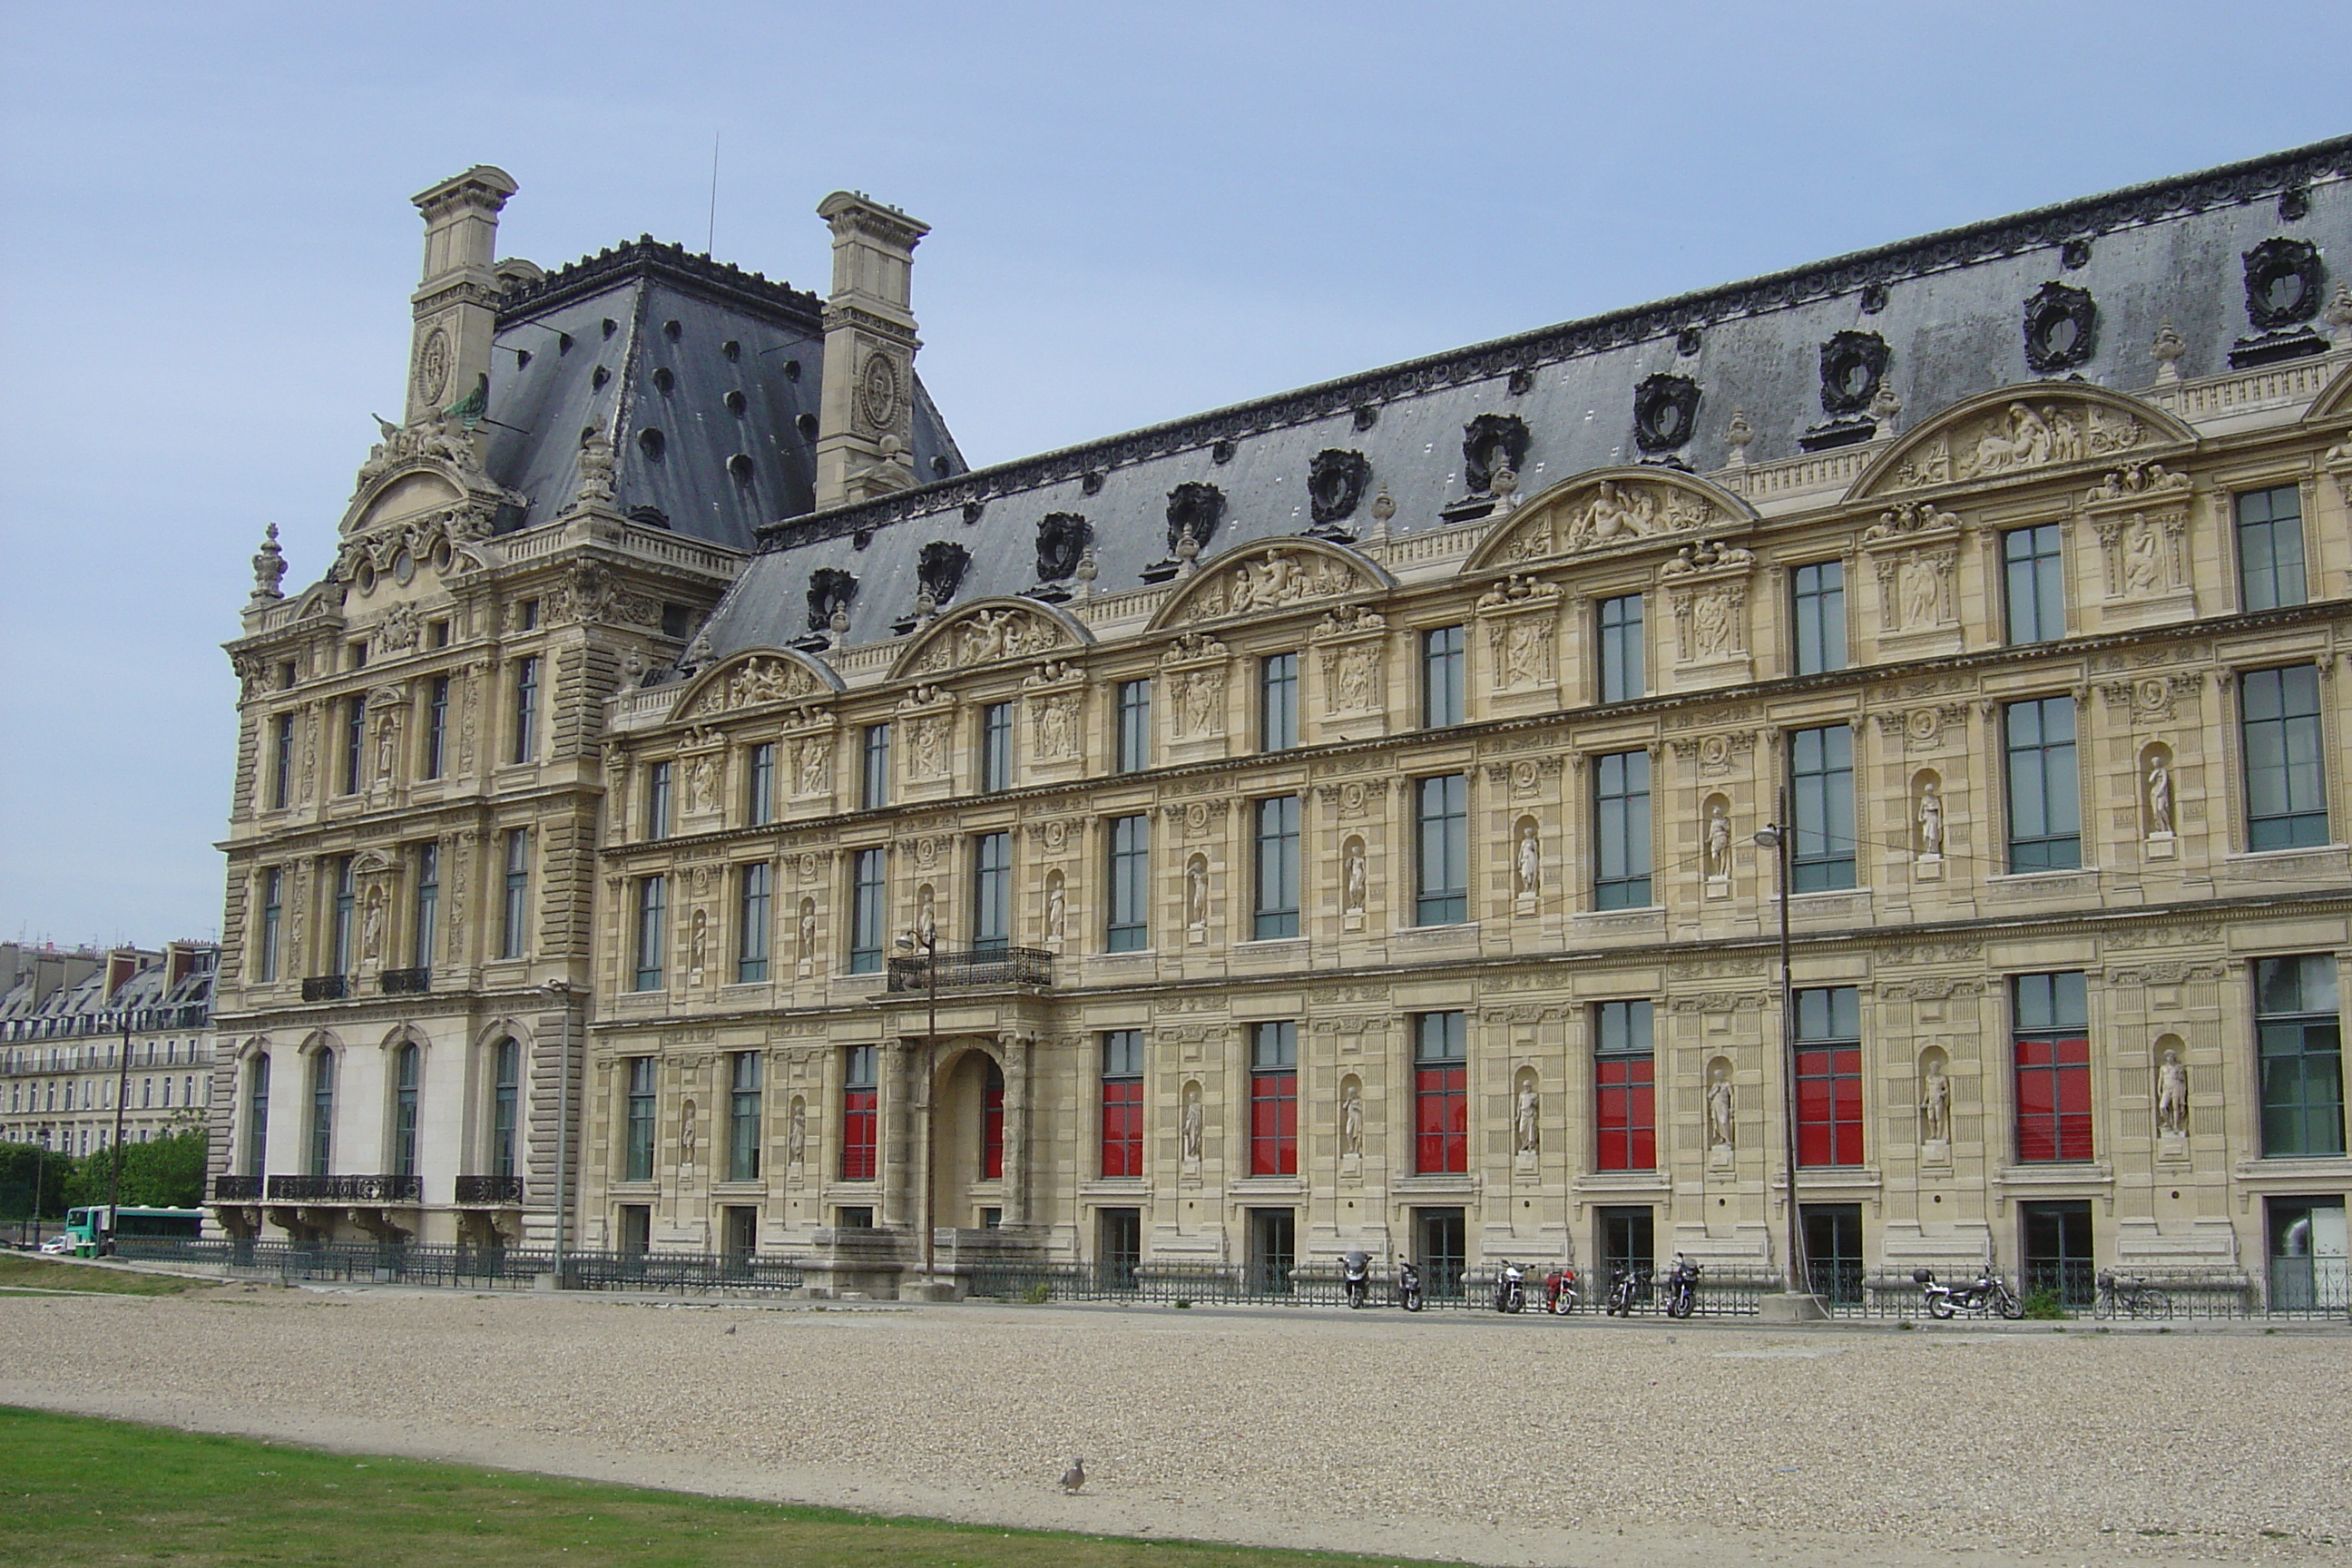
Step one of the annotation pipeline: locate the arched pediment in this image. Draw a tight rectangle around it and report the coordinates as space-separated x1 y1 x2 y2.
889 597 1094 681
1146 537 1396 632
346 469 464 534
673 647 846 721
2304 358 2352 422
1461 467 1759 574
1847 383 2196 502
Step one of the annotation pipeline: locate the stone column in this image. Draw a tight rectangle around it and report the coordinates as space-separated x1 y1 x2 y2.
878 1036 913 1230
1002 1033 1033 1227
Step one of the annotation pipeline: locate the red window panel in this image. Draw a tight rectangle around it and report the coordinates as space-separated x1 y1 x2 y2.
840 1088 877 1181
2015 1034 2092 1162
1594 1055 1655 1171
1796 1047 1864 1167
982 1071 1005 1180
1100 1080 1143 1178
1415 1063 1467 1173
1250 1070 1297 1176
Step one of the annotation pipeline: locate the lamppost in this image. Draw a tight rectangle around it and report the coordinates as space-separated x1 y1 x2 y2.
894 916 939 1291
541 978 575 1287
1753 789 1823 1317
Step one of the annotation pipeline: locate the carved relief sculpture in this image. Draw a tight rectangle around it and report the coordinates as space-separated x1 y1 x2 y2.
1891 397 2146 490
795 736 833 796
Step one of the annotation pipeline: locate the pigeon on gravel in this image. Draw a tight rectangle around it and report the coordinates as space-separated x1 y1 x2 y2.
1060 1457 1086 1494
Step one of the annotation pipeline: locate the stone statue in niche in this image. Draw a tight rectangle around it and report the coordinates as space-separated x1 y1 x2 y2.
787 1097 807 1165
2146 755 2173 836
1185 855 1209 935
1046 872 1066 946
679 1099 698 1166
1340 1080 1365 1157
916 883 936 948
1705 800 1732 879
1180 1083 1203 1164
375 715 400 781
1917 780 1945 858
360 886 387 962
1920 1062 1952 1144
1514 1079 1540 1155
2156 1048 2190 1138
689 907 709 975
1516 822 1542 897
1343 839 1367 916
798 897 817 966
1707 1066 1736 1152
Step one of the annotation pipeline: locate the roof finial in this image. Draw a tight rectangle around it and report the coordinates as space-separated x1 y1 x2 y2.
249 524 286 605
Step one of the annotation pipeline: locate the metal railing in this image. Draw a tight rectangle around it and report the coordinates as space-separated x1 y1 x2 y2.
0 1002 211 1044
886 946 1053 993
455 1175 524 1205
112 1238 804 1295
211 1175 261 1202
379 967 430 995
956 1259 1772 1315
262 1173 421 1204
301 975 348 1002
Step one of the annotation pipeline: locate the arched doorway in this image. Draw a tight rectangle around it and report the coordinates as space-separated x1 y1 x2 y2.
929 1047 1005 1231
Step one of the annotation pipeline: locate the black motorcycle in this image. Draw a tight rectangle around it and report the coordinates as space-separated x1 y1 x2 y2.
1493 1260 1528 1314
1604 1263 1649 1317
1661 1254 1701 1319
1341 1250 1371 1309
1396 1259 1423 1312
1913 1266 2024 1320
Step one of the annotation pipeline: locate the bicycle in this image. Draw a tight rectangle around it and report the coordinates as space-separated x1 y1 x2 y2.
2092 1269 2172 1319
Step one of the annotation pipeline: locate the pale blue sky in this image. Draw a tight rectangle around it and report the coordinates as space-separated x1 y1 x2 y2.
3 1 2346 946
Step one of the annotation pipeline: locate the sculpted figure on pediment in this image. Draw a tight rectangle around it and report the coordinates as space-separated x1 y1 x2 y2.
1867 388 2186 498
1470 471 1747 572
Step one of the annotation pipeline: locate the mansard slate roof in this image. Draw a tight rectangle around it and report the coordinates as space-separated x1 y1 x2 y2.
695 133 2352 657
476 239 966 549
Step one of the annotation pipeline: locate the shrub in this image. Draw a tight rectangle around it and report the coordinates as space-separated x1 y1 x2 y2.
2022 1286 2070 1320
1019 1281 1052 1305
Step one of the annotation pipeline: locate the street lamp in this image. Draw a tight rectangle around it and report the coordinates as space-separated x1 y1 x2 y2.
895 921 939 1291
1754 791 1822 1317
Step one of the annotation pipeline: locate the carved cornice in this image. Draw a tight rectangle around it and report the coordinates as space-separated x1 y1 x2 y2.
495 237 823 330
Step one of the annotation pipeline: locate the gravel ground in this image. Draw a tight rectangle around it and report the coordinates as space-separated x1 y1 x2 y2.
2 1280 2346 1568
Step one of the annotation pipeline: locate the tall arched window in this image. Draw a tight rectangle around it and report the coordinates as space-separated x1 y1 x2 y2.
308 1051 335 1177
391 1043 419 1180
246 1054 270 1176
491 1037 520 1181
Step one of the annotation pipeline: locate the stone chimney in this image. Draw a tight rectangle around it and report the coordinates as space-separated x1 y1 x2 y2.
813 191 929 511
404 165 519 428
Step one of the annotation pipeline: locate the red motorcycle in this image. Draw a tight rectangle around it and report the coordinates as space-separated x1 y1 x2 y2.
1543 1266 1580 1314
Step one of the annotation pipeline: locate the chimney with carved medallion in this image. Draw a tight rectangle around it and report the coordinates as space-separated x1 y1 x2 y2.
404 164 518 429
812 191 928 511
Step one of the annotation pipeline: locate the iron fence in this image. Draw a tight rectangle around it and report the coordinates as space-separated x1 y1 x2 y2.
111 1238 806 1294
262 1174 421 1203
956 1260 1771 1316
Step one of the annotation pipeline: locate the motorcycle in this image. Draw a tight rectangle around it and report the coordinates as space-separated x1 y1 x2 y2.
1494 1259 1528 1314
1341 1250 1371 1310
1913 1266 2025 1320
1543 1266 1580 1315
1604 1263 1649 1317
1396 1259 1423 1312
1661 1254 1701 1319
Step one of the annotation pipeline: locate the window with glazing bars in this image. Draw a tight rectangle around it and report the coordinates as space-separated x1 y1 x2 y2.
1423 625 1465 727
343 696 366 794
272 713 296 807
1259 653 1298 751
632 875 667 991
331 857 357 975
256 868 281 982
737 861 770 983
1415 774 1469 925
840 1045 878 1180
2257 955 2344 1158
1593 999 1655 1171
1592 750 1651 908
644 760 672 839
747 742 775 826
411 841 438 970
2013 971 2091 1161
860 724 890 808
1116 680 1152 773
499 828 529 960
972 831 1011 953
1598 594 1644 702
391 1043 419 1179
1250 1021 1298 1176
490 1037 518 1181
1788 725 1856 891
980 701 1013 792
2236 485 2307 611
1790 561 1846 675
244 1054 268 1176
2004 524 2065 644
1795 986 1863 1167
2242 665 2328 850
425 676 448 779
1413 1011 1467 1174
848 848 886 974
511 656 539 763
728 1051 761 1182
1253 796 1301 939
624 1056 655 1181
1100 1030 1144 1178
1107 814 1150 952
307 1050 334 1176
2004 696 2080 871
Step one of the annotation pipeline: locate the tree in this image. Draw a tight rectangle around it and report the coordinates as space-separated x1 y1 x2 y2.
0 1141 75 1226
61 1114 209 1210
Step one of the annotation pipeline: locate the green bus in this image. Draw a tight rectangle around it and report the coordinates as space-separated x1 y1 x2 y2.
61 1206 204 1257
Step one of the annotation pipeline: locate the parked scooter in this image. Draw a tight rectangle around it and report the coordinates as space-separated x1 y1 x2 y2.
1493 1259 1528 1314
1396 1259 1424 1312
1604 1263 1649 1317
1913 1265 2025 1320
1661 1254 1701 1319
1543 1265 1580 1315
1342 1250 1371 1309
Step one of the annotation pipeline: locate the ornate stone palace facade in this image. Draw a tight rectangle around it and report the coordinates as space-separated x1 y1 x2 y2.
214 142 2352 1305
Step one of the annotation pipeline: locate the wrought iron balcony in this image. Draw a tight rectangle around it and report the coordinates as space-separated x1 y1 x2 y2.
379 967 431 995
455 1175 524 1205
886 946 1054 993
263 1173 421 1204
211 1175 262 1202
301 975 348 1002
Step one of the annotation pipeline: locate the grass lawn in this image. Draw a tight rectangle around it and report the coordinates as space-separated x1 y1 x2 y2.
0 1253 202 1296
0 1407 1441 1568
